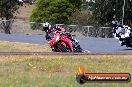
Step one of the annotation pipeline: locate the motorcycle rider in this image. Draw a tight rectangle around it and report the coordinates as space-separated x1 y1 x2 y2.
42 22 80 46
42 22 52 40
112 20 123 38
112 20 132 46
42 22 83 52
43 22 68 40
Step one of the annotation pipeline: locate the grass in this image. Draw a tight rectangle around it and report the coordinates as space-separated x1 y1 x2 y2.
0 55 131 87
0 41 51 52
0 41 131 86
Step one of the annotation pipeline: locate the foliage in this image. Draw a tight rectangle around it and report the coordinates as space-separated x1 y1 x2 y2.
86 0 132 26
71 10 92 26
30 0 82 24
0 0 21 19
0 0 22 34
68 0 82 9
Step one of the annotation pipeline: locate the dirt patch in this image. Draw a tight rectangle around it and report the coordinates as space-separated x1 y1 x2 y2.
14 4 35 21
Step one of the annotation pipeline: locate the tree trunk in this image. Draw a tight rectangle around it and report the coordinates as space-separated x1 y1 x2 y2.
1 20 12 34
5 27 11 34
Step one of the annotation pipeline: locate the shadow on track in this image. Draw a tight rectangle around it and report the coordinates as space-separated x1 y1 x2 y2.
123 48 132 50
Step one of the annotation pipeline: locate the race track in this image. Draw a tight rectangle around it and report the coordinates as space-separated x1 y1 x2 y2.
0 33 132 53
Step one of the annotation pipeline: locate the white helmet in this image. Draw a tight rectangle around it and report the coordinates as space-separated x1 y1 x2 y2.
43 22 51 29
42 22 51 32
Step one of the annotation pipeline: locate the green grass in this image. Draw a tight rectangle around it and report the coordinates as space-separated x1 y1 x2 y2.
0 55 131 87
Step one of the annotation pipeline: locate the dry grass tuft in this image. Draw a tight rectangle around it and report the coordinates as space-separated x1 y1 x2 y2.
0 41 51 52
0 55 131 87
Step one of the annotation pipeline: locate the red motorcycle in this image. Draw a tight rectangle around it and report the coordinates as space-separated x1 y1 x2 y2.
47 31 74 52
42 23 83 52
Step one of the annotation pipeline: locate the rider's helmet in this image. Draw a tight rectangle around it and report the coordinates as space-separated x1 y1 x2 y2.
42 22 51 32
112 20 118 29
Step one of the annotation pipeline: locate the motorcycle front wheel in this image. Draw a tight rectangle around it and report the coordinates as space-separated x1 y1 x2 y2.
74 45 83 52
57 44 71 52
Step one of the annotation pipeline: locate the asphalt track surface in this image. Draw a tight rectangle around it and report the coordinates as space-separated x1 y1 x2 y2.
0 33 132 53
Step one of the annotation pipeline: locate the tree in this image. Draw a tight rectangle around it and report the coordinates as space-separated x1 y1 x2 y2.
124 0 132 26
71 10 92 26
68 0 82 9
30 0 82 24
0 0 21 34
87 0 132 26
